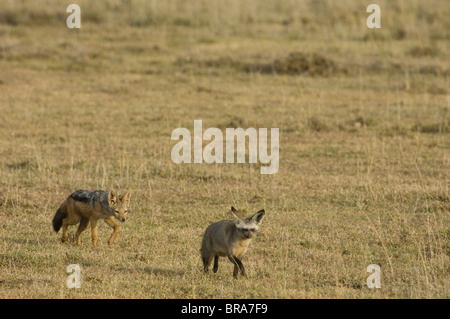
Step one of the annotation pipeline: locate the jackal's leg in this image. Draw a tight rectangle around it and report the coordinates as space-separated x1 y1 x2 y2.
104 217 120 245
61 216 79 243
61 223 69 243
75 217 89 246
213 255 219 273
61 213 81 243
90 218 98 247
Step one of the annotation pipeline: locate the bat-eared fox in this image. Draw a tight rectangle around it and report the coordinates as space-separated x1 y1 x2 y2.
52 190 131 247
201 207 265 278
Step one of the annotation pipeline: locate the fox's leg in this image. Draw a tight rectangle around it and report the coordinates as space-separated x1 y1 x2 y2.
90 218 98 247
75 217 89 246
202 254 214 273
213 255 219 273
233 257 245 276
201 237 213 273
227 254 240 278
201 249 214 273
104 217 120 245
227 253 246 278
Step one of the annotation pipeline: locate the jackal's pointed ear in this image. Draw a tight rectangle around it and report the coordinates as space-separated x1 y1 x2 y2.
108 191 118 206
251 209 265 225
121 189 131 206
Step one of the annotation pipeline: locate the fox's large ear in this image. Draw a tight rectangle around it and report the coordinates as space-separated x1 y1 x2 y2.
109 191 118 206
231 206 242 221
251 209 265 225
121 189 131 206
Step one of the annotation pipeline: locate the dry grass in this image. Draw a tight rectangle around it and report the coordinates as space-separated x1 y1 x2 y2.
0 0 449 299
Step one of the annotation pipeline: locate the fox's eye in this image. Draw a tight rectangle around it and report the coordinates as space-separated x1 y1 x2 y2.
242 228 248 232
115 210 119 213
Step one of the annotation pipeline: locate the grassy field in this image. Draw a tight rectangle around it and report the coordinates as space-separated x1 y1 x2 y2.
0 0 449 298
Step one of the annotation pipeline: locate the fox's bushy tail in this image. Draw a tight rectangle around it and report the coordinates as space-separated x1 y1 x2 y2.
52 203 68 232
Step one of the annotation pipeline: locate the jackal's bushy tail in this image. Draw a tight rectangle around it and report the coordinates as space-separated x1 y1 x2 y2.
52 204 68 232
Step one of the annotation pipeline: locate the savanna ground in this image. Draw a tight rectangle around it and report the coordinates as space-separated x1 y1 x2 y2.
0 0 449 299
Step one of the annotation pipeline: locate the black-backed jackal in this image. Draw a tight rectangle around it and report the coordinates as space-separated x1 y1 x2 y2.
52 190 131 247
201 207 265 278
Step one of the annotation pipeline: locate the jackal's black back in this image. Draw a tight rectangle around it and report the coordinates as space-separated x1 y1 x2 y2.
70 189 112 211
70 190 107 205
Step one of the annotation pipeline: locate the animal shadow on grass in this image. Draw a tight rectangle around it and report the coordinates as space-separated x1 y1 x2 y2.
1 236 54 246
143 267 185 276
0 278 52 289
112 266 185 277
